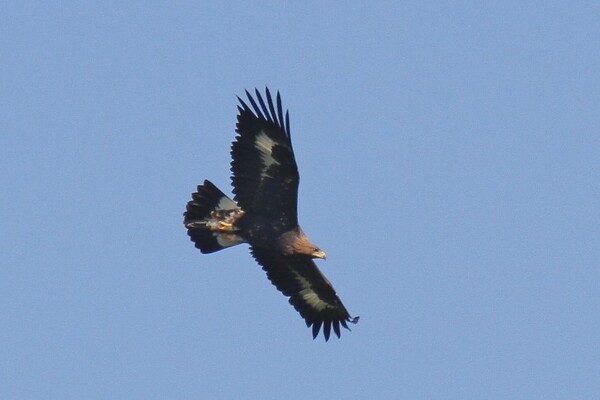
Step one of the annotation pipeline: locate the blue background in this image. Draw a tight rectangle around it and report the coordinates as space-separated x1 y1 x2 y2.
2 2 599 399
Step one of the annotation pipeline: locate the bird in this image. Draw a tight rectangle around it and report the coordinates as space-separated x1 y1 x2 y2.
183 87 358 341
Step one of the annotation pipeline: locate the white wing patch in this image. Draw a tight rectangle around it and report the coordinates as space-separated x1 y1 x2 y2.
299 288 329 311
254 131 280 174
294 270 330 311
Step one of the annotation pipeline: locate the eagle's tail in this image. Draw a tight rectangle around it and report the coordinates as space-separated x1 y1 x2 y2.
184 180 246 254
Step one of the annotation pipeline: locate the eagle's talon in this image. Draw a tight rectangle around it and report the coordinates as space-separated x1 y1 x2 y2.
218 221 232 229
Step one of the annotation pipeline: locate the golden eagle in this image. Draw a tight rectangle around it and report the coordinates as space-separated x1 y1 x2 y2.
184 88 358 340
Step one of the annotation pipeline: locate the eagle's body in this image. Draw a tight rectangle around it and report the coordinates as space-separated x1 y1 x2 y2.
184 88 358 340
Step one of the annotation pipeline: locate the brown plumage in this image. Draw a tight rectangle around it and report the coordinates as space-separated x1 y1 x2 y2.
183 88 358 340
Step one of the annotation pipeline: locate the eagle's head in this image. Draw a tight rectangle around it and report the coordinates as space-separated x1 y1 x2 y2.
279 227 326 259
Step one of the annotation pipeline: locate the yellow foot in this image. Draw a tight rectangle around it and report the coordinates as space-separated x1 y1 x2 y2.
218 221 233 230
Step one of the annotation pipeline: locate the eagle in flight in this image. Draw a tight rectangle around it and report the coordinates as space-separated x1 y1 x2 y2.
183 88 358 340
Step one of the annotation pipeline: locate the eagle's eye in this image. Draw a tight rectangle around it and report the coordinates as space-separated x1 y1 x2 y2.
312 248 326 260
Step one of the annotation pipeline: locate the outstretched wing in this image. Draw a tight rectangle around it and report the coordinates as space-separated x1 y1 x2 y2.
231 88 299 225
251 246 359 341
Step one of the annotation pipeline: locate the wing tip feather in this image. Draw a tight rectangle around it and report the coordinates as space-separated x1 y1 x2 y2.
307 315 359 341
311 321 322 340
236 87 290 138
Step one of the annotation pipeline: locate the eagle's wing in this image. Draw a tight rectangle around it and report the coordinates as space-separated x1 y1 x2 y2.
251 246 359 341
231 88 299 225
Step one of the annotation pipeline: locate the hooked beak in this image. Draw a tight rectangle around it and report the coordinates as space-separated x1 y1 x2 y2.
313 249 327 260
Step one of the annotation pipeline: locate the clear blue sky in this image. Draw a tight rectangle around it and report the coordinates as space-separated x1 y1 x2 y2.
2 2 599 399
